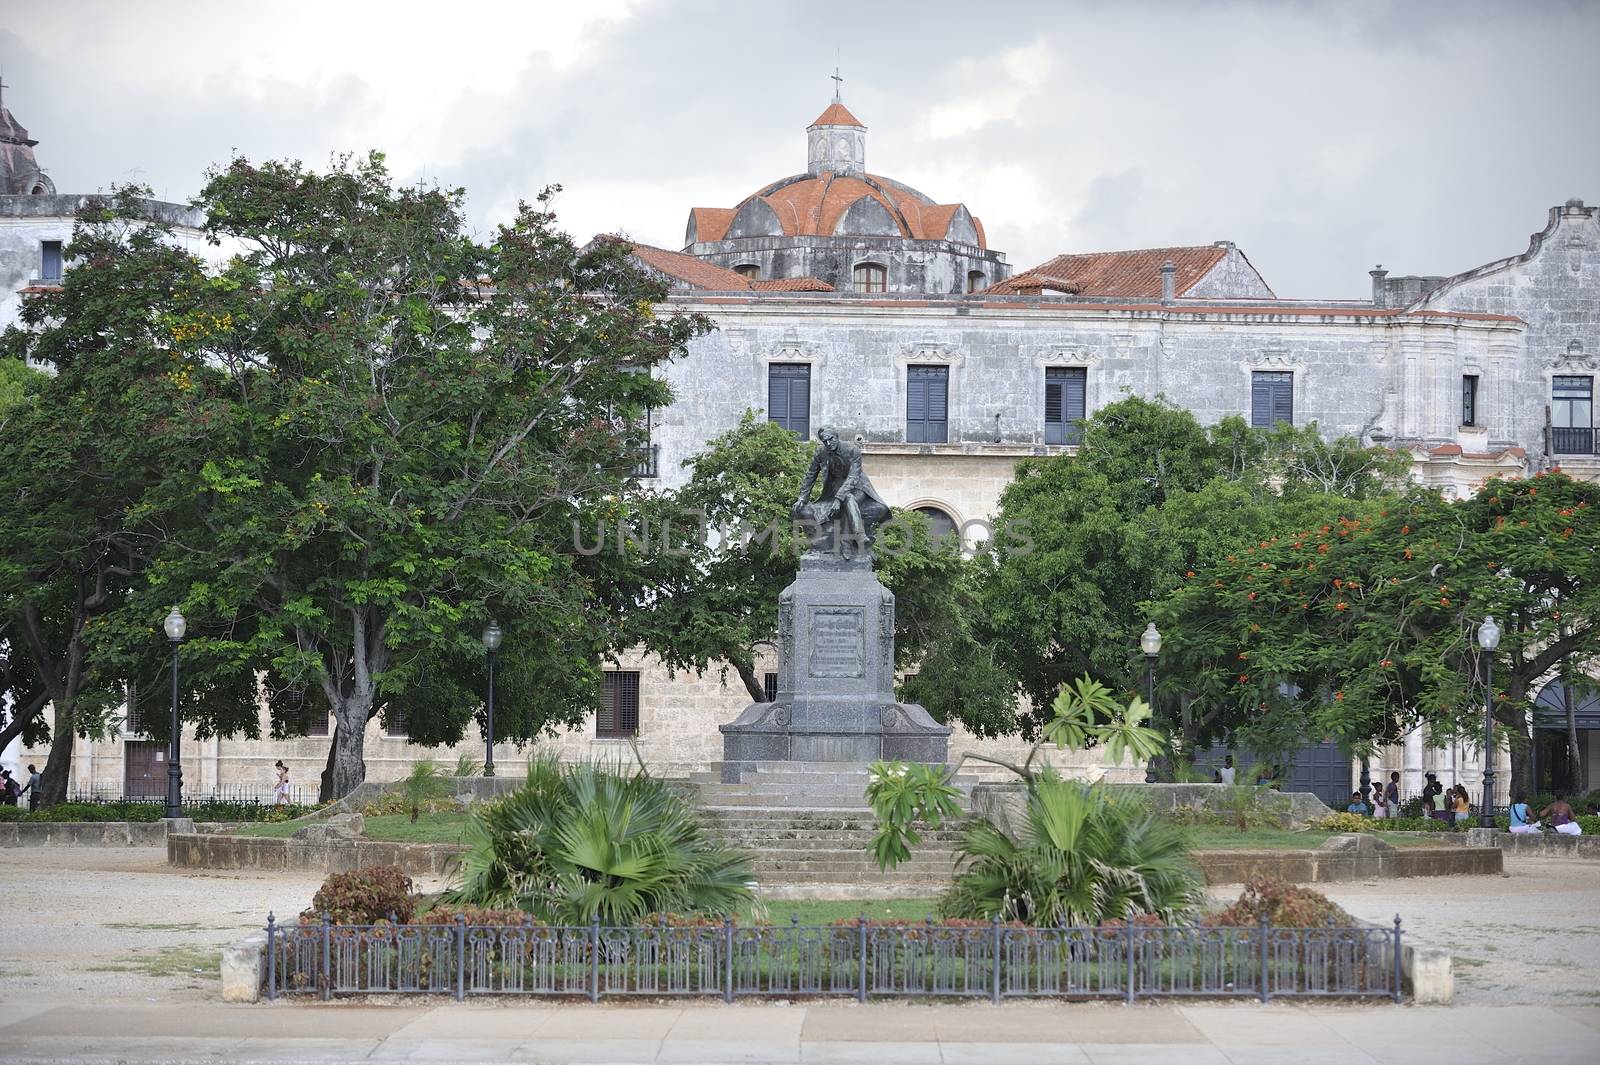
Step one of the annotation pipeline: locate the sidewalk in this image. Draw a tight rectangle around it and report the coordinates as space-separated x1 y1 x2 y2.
1 999 1597 1064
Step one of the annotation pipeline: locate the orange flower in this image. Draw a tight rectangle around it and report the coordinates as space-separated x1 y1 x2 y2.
1334 691 1345 701
1238 674 1250 683
1440 597 1451 606
1335 602 1349 611
1560 508 1572 516
1247 592 1257 601
1318 544 1330 554
1401 525 1410 535
1333 578 1344 588
1250 623 1261 633
1238 651 1250 660
1185 570 1196 578
1380 659 1393 668
1404 548 1413 560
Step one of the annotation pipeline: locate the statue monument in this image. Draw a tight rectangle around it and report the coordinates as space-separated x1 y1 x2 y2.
719 427 951 778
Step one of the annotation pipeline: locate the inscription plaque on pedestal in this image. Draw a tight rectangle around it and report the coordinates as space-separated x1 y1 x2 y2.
808 606 864 678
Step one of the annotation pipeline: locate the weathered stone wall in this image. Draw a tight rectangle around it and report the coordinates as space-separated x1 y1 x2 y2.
166 831 464 876
0 820 171 847
687 235 1008 296
1194 840 1502 885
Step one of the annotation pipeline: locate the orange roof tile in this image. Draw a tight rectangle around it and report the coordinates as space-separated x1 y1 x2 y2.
625 241 751 291
687 207 735 244
810 102 864 128
991 246 1228 298
751 277 835 291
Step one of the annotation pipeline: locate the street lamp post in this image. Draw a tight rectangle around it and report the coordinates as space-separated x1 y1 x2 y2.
162 607 186 820
1141 622 1162 784
482 620 503 778
1478 615 1501 828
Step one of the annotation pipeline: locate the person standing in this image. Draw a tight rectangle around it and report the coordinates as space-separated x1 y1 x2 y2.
1370 781 1388 819
1218 756 1236 786
272 761 290 807
18 765 41 811
0 770 17 806
1385 772 1401 819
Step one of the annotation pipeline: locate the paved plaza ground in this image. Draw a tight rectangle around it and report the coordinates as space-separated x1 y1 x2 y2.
0 848 1597 1063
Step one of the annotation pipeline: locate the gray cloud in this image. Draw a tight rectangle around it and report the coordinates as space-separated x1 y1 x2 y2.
3 0 1596 298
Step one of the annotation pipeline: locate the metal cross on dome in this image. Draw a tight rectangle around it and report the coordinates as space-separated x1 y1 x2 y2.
830 67 843 102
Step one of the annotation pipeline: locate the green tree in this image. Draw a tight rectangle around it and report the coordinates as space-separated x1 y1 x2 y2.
1156 473 1600 798
96 155 709 800
0 192 237 804
981 397 1405 739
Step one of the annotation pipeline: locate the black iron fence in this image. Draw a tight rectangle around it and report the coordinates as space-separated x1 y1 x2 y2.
266 914 1404 1004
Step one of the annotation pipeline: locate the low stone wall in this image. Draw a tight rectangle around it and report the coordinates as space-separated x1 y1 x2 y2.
0 820 174 847
167 832 464 876
971 782 1332 834
1464 827 1600 858
1196 836 1502 885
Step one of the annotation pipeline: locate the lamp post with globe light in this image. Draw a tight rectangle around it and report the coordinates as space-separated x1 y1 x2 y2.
1141 622 1162 784
1478 615 1501 828
482 620 503 777
163 606 186 819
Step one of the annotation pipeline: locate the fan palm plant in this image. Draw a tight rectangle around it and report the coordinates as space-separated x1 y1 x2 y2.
442 758 754 924
939 775 1203 927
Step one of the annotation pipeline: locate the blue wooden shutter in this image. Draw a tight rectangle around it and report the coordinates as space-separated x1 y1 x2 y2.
1046 368 1086 445
768 364 810 436
907 366 947 443
1252 371 1292 428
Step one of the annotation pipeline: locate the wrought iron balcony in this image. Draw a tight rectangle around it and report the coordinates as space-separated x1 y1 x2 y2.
1552 427 1595 456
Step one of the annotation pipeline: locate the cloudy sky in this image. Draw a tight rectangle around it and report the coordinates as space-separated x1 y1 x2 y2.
3 0 1596 298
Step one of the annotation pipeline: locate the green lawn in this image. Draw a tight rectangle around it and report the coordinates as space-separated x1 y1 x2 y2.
1190 827 1443 850
746 898 941 925
234 811 471 843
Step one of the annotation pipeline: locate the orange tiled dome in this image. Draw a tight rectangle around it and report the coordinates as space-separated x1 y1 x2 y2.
687 171 986 249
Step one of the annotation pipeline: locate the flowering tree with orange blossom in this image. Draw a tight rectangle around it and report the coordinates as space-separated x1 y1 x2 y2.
1154 472 1600 798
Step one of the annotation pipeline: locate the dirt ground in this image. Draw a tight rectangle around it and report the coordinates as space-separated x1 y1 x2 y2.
0 848 1595 1008
0 847 450 1005
1208 856 1600 1006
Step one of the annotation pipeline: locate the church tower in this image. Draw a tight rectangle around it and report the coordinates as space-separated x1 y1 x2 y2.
0 78 56 195
806 99 865 177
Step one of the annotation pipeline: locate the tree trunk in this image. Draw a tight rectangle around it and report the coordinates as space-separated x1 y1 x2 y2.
322 694 373 801
733 657 767 704
1501 672 1532 802
36 696 76 807
1562 677 1583 793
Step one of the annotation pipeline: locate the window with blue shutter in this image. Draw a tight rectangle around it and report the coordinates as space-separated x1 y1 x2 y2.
1250 371 1293 428
767 363 810 437
40 240 63 282
1044 367 1086 445
906 365 949 443
1552 376 1594 455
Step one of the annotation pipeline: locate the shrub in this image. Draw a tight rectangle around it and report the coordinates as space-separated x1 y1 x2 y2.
0 799 316 823
303 866 416 925
1313 812 1374 833
413 907 536 927
443 758 754 925
1387 816 1453 832
1212 876 1353 928
1397 796 1428 819
937 776 1203 928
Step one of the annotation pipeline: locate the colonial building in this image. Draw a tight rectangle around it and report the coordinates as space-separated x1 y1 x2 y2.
8 94 1597 804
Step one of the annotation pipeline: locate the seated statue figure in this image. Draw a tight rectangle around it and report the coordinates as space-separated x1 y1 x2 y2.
792 426 891 555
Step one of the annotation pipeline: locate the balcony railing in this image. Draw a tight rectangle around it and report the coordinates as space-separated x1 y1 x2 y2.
631 444 659 479
1552 427 1595 456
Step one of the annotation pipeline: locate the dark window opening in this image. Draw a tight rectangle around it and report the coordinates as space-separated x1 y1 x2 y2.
599 671 640 738
906 365 949 444
768 363 811 437
1462 375 1479 428
853 262 887 293
1552 375 1594 455
966 271 986 294
763 672 778 702
915 506 959 546
734 264 761 280
1044 367 1087 445
1251 370 1293 428
40 240 63 283
385 710 407 738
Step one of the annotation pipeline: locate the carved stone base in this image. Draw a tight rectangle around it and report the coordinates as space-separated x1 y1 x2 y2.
719 551 950 779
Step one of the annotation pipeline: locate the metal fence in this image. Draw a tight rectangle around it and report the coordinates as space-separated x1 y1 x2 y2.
265 914 1404 1004
66 785 319 807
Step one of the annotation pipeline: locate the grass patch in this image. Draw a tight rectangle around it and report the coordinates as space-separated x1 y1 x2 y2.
747 898 941 925
234 812 471 843
90 945 220 979
1189 828 1448 850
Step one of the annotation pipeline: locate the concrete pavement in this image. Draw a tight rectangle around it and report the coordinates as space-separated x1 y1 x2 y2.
1 999 1598 1064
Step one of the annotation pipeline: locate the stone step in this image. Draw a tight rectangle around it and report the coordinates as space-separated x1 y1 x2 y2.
715 832 967 846
748 871 952 886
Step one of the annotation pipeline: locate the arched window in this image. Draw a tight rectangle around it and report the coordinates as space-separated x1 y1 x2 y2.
734 263 761 280
914 506 959 547
853 261 887 293
967 271 986 293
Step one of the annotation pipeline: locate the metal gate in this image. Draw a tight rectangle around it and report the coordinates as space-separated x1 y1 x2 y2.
1190 740 1352 808
123 740 165 798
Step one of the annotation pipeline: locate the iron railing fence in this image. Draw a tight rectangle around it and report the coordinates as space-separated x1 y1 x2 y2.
65 785 318 807
265 914 1404 1004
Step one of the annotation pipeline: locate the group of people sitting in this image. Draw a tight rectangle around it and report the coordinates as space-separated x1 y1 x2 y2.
1339 769 1585 835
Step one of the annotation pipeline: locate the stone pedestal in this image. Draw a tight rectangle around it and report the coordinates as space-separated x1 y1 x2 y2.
720 552 950 780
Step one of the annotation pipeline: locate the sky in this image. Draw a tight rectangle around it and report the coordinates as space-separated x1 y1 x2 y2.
2 0 1597 298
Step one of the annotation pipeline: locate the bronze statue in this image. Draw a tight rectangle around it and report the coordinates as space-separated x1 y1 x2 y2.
792 427 890 554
